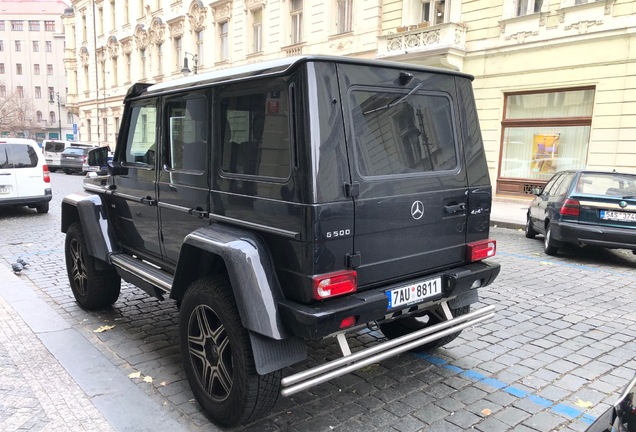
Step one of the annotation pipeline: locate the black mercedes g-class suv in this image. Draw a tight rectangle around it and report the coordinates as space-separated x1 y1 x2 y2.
62 55 499 426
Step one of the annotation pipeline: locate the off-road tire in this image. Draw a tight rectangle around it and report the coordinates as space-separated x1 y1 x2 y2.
64 222 120 309
380 305 471 351
179 275 281 427
35 202 49 214
544 225 559 256
525 215 537 239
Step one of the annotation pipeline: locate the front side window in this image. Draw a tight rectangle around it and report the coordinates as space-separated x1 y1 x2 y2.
349 88 458 177
166 95 208 172
500 88 594 182
220 84 291 179
124 104 158 167
290 0 302 44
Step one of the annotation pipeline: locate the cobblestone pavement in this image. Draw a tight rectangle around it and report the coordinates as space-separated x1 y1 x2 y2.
1 172 635 431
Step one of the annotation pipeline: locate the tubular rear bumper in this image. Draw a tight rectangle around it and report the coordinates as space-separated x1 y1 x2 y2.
278 260 500 339
552 221 636 250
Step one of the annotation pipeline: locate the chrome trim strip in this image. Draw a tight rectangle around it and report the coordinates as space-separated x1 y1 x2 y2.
111 255 172 292
280 305 496 396
209 213 301 240
158 201 190 213
83 184 107 194
579 200 636 211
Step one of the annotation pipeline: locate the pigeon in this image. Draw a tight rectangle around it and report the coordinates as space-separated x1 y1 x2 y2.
11 262 23 274
16 257 28 267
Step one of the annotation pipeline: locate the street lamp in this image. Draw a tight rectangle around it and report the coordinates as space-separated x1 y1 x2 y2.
181 52 198 76
49 91 62 140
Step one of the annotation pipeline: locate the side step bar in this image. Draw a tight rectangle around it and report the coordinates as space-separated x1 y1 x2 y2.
110 254 173 292
281 304 496 397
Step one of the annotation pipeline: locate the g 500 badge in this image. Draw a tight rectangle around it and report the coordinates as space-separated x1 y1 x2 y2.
326 229 351 238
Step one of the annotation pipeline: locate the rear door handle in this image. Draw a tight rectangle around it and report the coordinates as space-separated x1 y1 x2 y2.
444 203 466 215
188 207 209 219
140 196 157 206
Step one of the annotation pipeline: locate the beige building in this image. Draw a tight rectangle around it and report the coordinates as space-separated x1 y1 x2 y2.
0 0 71 142
63 0 636 196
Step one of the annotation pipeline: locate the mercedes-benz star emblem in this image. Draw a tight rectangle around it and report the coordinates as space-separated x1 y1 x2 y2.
411 201 424 220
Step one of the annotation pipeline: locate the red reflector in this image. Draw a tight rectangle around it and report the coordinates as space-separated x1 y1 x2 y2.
43 165 51 183
467 239 496 262
339 316 357 329
560 198 580 216
312 270 357 300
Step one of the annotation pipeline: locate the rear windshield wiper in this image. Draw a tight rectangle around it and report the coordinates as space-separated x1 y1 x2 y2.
363 83 422 115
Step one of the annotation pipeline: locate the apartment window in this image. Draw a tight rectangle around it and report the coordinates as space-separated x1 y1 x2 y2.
84 66 89 91
48 87 55 100
46 41 52 52
219 22 229 61
139 0 144 16
110 1 116 30
112 57 118 86
196 30 204 65
15 40 21 51
156 43 163 75
32 41 39 52
37 111 43 122
45 20 55 31
29 20 40 31
140 49 146 78
11 21 23 31
421 0 449 25
0 41 3 52
124 0 130 24
0 85 5 97
82 14 87 42
67 112 73 124
50 111 56 124
0 21 4 31
174 37 182 70
34 64 40 75
515 0 543 16
98 7 104 36
250 9 263 54
103 118 108 142
87 119 92 141
17 86 24 98
35 86 41 98
100 60 106 89
499 88 594 185
290 0 303 44
16 64 22 75
336 0 353 33
0 63 4 74
115 116 120 141
125 53 131 83
47 64 53 75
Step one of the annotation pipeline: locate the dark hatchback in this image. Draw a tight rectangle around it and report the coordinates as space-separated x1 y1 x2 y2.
59 147 89 174
525 170 636 256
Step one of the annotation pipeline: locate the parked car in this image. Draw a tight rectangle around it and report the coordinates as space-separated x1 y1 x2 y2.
586 374 635 432
61 56 500 426
526 170 636 255
43 140 99 172
59 147 91 174
0 138 52 213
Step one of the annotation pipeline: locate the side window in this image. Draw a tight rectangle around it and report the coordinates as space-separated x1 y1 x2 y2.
554 173 573 196
165 95 208 173
350 88 458 177
542 173 561 195
219 84 290 179
123 103 157 167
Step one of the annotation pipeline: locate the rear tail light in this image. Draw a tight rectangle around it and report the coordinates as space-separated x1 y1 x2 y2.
467 239 496 262
560 198 580 217
312 270 357 300
43 165 50 183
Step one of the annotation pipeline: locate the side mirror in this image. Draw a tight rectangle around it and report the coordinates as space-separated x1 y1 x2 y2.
531 187 544 196
87 147 110 176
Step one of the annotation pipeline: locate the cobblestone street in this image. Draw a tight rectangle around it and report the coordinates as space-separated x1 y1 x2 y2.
1 172 635 431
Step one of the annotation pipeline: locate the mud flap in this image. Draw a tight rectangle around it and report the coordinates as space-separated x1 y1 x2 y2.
249 331 307 375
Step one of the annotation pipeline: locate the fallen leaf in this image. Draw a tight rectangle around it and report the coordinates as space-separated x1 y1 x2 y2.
93 325 115 333
539 261 553 266
143 376 153 383
160 381 166 386
575 398 593 408
128 371 141 379
482 408 492 416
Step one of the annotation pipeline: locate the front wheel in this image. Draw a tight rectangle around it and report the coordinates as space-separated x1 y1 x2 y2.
64 223 120 309
380 305 471 351
179 276 281 427
544 225 559 256
525 215 537 239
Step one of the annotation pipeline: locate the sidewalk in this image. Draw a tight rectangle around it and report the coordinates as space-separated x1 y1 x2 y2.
490 195 531 230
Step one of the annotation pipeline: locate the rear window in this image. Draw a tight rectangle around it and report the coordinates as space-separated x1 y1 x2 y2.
62 148 85 156
349 88 458 177
576 173 636 196
45 141 66 153
0 144 39 169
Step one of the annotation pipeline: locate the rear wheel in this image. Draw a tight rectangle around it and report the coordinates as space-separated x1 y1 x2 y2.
380 305 470 351
525 215 537 239
64 223 120 309
179 276 281 427
35 202 49 214
544 225 559 256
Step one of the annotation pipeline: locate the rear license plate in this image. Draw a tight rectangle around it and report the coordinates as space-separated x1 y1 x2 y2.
600 210 636 222
386 277 442 309
0 187 10 195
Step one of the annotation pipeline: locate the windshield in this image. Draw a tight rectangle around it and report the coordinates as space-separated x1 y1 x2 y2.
45 141 66 153
63 148 85 156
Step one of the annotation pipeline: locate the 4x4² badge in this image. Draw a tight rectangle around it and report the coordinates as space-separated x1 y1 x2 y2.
411 201 424 220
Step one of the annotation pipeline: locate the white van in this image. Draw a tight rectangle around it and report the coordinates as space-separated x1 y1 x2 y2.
0 138 52 213
42 140 99 172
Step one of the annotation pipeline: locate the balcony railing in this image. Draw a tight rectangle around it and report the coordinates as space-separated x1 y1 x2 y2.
377 22 467 58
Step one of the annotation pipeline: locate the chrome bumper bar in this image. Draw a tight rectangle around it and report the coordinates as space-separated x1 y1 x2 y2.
281 304 496 397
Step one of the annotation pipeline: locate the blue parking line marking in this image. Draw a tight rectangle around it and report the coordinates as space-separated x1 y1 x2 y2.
416 353 596 423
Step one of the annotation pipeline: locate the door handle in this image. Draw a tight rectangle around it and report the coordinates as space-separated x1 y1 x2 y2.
444 203 466 215
140 196 157 206
188 207 209 219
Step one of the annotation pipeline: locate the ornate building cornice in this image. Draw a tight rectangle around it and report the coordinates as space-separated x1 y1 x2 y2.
188 0 208 31
167 16 186 39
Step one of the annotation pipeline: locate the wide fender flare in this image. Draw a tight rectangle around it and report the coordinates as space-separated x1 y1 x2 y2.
61 193 117 263
173 224 290 340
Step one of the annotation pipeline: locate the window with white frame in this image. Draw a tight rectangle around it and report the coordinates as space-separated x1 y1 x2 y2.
47 64 53 75
98 6 104 35
140 49 146 78
156 43 163 75
15 40 21 52
50 111 56 124
112 57 118 86
16 63 22 75
0 41 3 52
196 30 204 66
17 86 24 98
44 20 55 31
67 112 73 124
37 111 43 122
421 0 450 25
35 86 41 98
29 20 40 31
48 87 54 100
219 22 229 61
33 41 39 52
290 0 302 44
251 9 262 53
34 64 40 74
125 53 131 83
174 37 182 70
0 85 5 97
46 41 52 52
515 0 543 17
336 0 352 33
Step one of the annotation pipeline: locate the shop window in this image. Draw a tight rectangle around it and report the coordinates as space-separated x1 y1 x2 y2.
499 88 594 189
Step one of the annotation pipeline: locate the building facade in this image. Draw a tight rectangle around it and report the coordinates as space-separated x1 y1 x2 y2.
63 0 636 195
0 0 72 142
